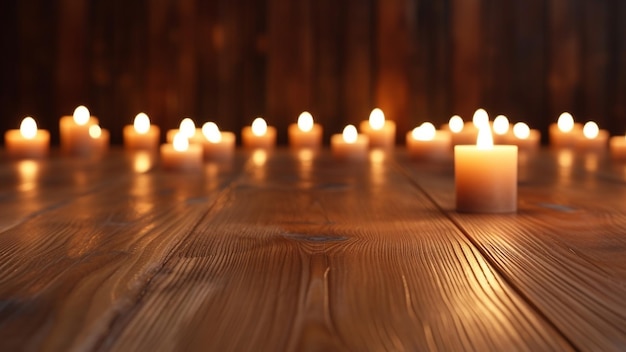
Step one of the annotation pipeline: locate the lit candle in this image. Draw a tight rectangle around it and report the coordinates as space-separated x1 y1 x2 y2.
89 124 110 155
609 134 626 160
242 117 277 149
359 108 396 149
4 117 50 158
405 122 451 160
492 115 511 144
59 105 99 155
549 112 583 148
200 122 236 160
160 132 203 171
455 126 518 213
123 113 161 151
510 122 541 151
443 115 478 146
166 118 203 144
576 121 608 152
331 125 369 160
288 111 323 149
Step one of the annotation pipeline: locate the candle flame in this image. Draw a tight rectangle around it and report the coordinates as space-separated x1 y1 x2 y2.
342 125 358 143
202 122 222 143
134 113 151 134
179 118 196 138
449 115 464 133
476 126 494 150
20 117 38 139
251 117 268 136
297 111 314 132
411 122 436 141
89 125 102 139
582 121 599 139
492 115 509 135
513 122 531 140
557 112 574 132
369 108 385 130
173 132 189 152
472 108 489 129
73 105 90 126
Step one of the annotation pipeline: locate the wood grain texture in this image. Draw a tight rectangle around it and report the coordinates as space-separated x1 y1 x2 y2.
397 149 626 350
98 150 569 351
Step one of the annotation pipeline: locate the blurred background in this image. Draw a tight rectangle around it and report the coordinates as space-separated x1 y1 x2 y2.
1 0 625 145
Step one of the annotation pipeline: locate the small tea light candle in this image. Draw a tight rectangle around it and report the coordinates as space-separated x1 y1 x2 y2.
123 113 161 151
576 121 608 151
242 117 277 149
201 122 236 160
359 108 396 149
455 126 518 213
89 124 110 155
4 117 50 158
160 132 203 171
288 111 323 149
549 112 583 148
60 105 99 155
443 115 478 146
406 122 451 160
166 118 203 144
492 115 511 144
609 134 626 160
510 122 540 151
331 125 369 160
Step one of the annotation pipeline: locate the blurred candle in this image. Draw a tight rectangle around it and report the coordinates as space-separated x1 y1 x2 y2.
242 117 277 149
510 122 541 151
576 121 608 152
160 132 203 171
201 122 236 160
60 105 99 155
123 113 161 151
89 124 110 155
492 115 511 144
443 115 478 146
166 118 204 144
359 108 396 149
4 117 50 158
549 112 583 148
455 126 517 213
405 122 451 160
288 111 323 149
331 125 369 160
609 134 626 160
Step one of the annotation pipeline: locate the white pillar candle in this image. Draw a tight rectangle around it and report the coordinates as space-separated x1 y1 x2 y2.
160 132 203 171
359 108 396 149
405 122 451 160
609 134 626 160
123 112 161 151
242 117 277 149
442 115 478 146
59 105 99 155
510 122 541 151
331 125 369 160
88 124 110 155
201 122 236 160
4 117 50 158
166 118 203 144
455 127 518 213
575 121 608 152
288 111 323 149
492 115 512 144
549 112 583 148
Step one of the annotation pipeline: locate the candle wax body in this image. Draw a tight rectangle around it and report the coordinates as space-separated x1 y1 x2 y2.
92 129 110 155
359 120 396 149
330 134 369 160
493 132 513 145
575 130 608 152
242 126 277 149
405 131 451 160
549 123 583 148
123 125 161 151
59 115 99 155
288 124 323 149
160 144 203 171
4 130 50 158
609 136 626 160
202 132 236 160
455 145 518 213
509 130 541 151
441 124 479 146
166 129 204 144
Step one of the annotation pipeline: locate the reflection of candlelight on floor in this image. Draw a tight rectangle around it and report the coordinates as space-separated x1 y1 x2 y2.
17 160 40 192
131 152 156 173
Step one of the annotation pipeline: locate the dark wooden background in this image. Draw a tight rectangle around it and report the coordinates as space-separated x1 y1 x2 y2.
1 0 625 145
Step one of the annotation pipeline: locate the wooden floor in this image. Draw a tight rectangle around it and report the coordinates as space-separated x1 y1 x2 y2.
0 147 625 351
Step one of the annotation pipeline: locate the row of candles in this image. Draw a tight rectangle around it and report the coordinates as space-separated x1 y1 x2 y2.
3 106 626 214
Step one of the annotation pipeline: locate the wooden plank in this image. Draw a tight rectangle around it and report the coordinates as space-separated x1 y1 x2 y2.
102 150 570 351
397 150 626 350
0 151 246 351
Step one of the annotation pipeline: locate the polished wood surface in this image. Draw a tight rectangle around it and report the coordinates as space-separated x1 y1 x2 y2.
0 148 624 351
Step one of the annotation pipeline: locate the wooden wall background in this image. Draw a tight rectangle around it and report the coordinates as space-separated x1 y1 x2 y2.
1 0 626 145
